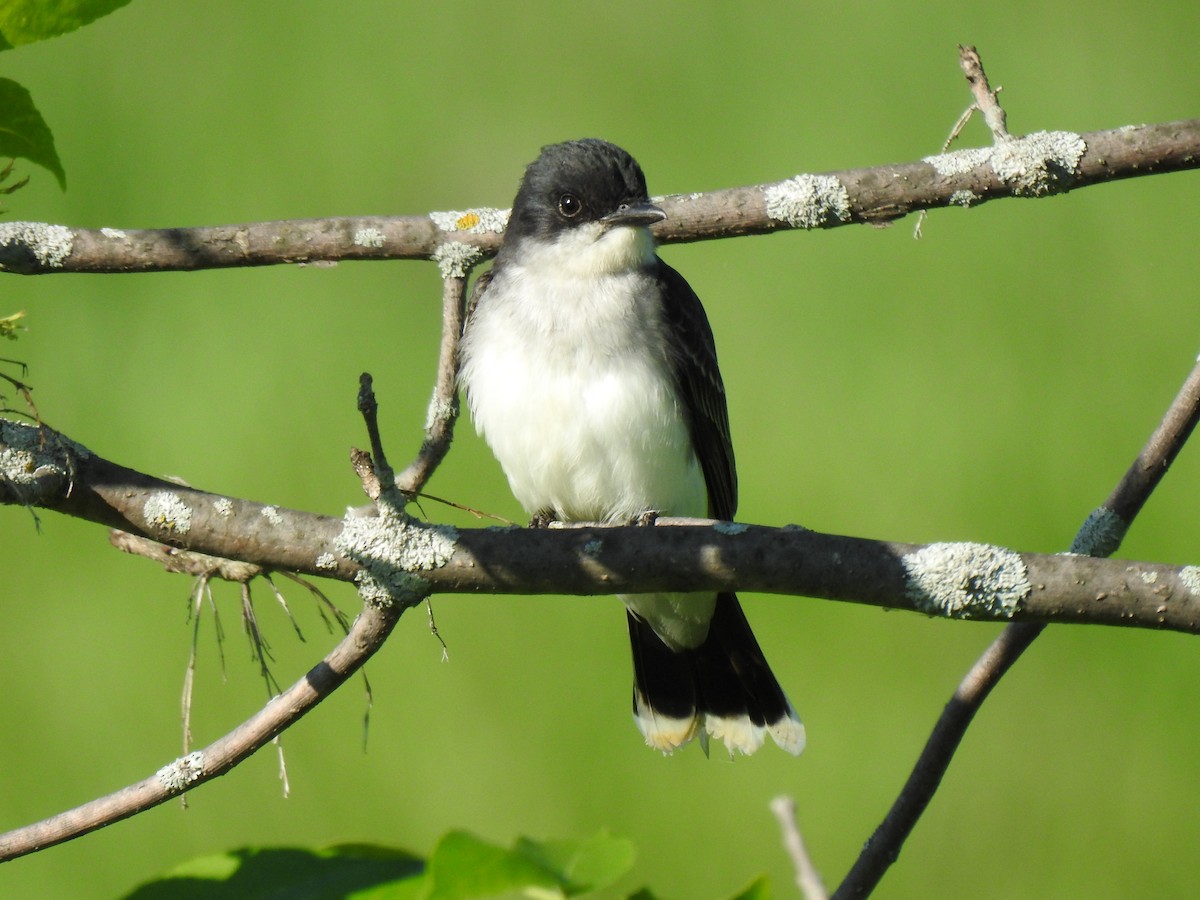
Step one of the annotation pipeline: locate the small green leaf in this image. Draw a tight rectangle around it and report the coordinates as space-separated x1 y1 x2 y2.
728 874 772 900
0 0 133 49
0 311 26 340
424 831 563 900
123 844 425 900
514 831 637 895
0 79 65 189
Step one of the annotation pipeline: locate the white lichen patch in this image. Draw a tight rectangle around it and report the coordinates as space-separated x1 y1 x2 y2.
991 131 1087 196
352 227 385 248
0 222 75 268
924 146 992 178
1068 507 1127 557
336 513 458 606
144 491 193 535
949 189 980 207
260 505 283 526
100 227 128 240
902 542 1029 619
156 751 205 791
763 174 851 229
424 390 458 431
712 521 749 536
314 552 338 570
1179 565 1200 596
213 497 234 517
429 207 510 234
0 444 38 483
433 241 483 279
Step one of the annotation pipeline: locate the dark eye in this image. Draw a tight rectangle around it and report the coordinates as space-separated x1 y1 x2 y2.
557 192 583 218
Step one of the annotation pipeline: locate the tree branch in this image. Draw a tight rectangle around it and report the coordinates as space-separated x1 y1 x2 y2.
0 599 400 861
832 351 1200 898
0 120 1197 275
3 417 1198 633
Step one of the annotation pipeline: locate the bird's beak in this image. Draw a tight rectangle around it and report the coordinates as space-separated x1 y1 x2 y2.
601 201 666 229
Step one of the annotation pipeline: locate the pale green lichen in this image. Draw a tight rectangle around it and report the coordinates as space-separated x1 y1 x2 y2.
1068 507 1127 557
156 751 205 791
336 512 458 607
712 521 749 535
902 542 1029 619
0 222 75 267
352 227 385 248
1178 565 1200 596
924 146 992 177
990 131 1086 196
144 492 193 534
763 174 851 229
429 207 510 234
432 241 483 278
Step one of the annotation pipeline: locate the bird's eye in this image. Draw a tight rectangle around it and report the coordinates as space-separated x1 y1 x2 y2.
557 193 583 218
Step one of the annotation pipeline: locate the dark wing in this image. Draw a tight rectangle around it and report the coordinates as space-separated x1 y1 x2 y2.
655 260 737 520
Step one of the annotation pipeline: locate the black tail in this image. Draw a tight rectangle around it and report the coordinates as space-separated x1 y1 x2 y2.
626 592 804 755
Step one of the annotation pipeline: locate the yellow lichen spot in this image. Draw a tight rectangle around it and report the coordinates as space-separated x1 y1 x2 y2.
456 212 480 230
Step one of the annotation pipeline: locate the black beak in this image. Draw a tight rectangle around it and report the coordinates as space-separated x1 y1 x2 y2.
601 201 666 229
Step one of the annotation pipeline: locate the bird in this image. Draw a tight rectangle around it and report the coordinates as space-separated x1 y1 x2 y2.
458 138 804 756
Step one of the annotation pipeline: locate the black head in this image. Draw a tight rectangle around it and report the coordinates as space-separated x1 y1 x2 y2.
504 139 664 245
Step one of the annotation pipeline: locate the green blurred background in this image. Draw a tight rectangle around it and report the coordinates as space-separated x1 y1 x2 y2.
4 2 1200 897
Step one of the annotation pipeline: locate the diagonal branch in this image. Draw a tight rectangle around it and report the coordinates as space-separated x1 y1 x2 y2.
832 350 1200 898
0 599 401 862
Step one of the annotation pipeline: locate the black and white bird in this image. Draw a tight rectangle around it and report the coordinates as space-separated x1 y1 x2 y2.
459 139 804 756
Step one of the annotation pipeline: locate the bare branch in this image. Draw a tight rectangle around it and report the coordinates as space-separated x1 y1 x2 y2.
958 44 1009 141
395 274 467 496
771 795 828 900
1 120 1198 275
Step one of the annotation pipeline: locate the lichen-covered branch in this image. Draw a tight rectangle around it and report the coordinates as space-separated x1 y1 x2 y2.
0 119 1196 276
4 418 1199 633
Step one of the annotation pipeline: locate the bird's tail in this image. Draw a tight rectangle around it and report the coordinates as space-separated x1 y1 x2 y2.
626 593 805 756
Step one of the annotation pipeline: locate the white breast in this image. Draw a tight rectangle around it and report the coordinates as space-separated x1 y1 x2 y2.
460 226 707 523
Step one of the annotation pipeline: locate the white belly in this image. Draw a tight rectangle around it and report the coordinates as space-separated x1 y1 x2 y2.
459 240 713 649
461 265 706 523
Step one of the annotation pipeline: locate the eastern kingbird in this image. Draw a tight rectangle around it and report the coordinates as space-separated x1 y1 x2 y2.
459 139 804 756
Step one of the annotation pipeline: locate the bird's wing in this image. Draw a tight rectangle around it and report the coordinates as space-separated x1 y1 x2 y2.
655 260 737 520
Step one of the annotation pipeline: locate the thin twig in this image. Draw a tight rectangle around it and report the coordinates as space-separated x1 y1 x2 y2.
958 44 1009 141
395 274 467 496
771 795 828 900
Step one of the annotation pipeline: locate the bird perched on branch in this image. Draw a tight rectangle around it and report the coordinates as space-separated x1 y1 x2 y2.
459 138 803 756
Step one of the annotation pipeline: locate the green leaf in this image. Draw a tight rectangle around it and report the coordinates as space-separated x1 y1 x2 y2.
0 79 65 189
0 311 26 340
423 830 636 899
513 831 637 895
0 0 134 49
728 875 772 900
424 831 564 900
122 844 425 900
